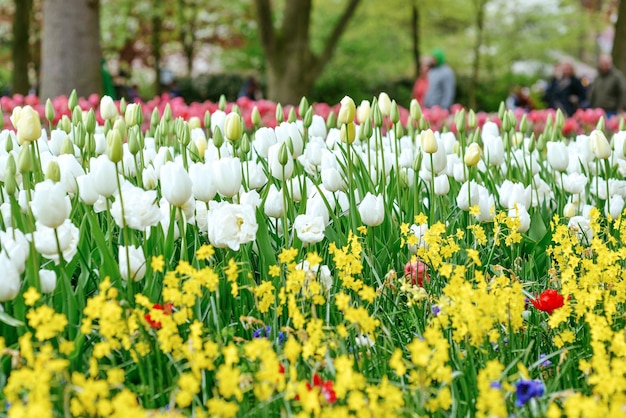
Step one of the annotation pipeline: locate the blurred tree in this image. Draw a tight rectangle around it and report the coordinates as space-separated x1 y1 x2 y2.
614 0 626 74
11 0 32 94
40 0 102 99
254 0 362 104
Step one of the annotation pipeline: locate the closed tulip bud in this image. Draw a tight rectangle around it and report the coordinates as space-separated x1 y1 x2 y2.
412 150 423 172
409 99 421 121
68 89 78 110
276 103 284 124
373 102 383 128
326 111 336 130
163 103 172 122
288 107 297 123
5 173 17 195
620 117 625 132
590 129 611 159
84 109 96 134
337 95 356 125
129 130 141 155
363 116 373 139
455 109 466 134
5 135 12 152
213 126 224 148
357 100 371 125
563 202 577 218
501 112 512 133
46 160 61 182
17 145 33 174
45 98 55 122
125 103 138 127
71 106 82 127
106 129 123 163
224 112 243 142
113 117 126 139
519 113 527 133
378 92 392 116
395 122 404 139
61 136 74 155
231 104 240 116
218 94 227 111
358 192 384 226
16 105 42 144
472 127 481 146
251 106 261 127
150 107 160 129
464 142 481 167
99 95 118 120
390 100 400 124
179 121 191 146
468 109 477 130
498 101 506 121
74 123 86 149
0 107 3 130
278 142 289 166
555 108 565 130
202 109 211 130
241 133 251 155
341 122 356 144
596 115 605 132
299 96 309 118
304 107 313 128
119 97 127 116
421 129 438 154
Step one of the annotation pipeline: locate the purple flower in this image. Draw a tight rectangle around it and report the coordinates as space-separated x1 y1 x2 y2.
253 325 271 339
515 379 545 407
539 354 552 367
431 305 441 316
490 381 502 389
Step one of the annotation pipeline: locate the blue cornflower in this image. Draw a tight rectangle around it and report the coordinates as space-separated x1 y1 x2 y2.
277 331 286 344
431 305 441 316
515 379 545 407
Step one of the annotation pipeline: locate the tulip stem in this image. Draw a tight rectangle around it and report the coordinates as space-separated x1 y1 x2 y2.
115 164 133 290
429 154 435 226
178 207 187 261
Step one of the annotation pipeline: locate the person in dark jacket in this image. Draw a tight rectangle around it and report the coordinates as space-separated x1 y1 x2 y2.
423 48 456 110
589 54 626 117
543 60 586 117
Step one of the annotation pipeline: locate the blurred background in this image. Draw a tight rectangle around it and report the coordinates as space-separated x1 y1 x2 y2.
0 0 623 111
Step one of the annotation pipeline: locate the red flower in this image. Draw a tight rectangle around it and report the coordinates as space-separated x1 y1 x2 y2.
144 302 174 329
278 363 285 374
530 289 564 315
301 373 337 404
404 259 430 287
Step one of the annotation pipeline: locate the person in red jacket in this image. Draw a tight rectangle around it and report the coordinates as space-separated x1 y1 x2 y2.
412 56 435 106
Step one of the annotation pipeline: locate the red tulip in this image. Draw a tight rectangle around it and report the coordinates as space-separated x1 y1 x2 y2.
144 302 174 329
530 289 564 315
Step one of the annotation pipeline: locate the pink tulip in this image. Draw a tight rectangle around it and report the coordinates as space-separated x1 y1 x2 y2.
404 259 429 287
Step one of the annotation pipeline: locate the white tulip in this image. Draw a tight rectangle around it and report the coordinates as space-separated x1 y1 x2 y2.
214 157 242 198
508 204 531 233
267 142 294 181
568 215 593 244
33 219 80 264
39 269 57 294
358 193 384 226
264 185 285 219
119 245 146 282
590 129 611 160
0 227 29 274
293 214 325 245
90 155 118 197
31 180 71 229
207 202 258 251
434 174 450 196
483 135 504 166
110 185 162 231
547 141 569 172
0 253 21 302
160 161 193 207
99 95 118 120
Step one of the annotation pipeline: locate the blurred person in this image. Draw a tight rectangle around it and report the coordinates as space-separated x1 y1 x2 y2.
412 56 435 105
506 86 534 112
238 76 263 100
589 54 626 117
423 48 456 110
542 60 586 116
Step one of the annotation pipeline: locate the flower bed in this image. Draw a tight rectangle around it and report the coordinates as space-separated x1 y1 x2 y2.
0 91 625 417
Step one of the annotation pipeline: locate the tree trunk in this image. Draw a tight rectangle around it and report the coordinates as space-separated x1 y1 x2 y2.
469 0 487 109
12 0 33 95
614 0 626 75
255 0 361 104
411 2 420 80
40 0 102 100
152 5 163 95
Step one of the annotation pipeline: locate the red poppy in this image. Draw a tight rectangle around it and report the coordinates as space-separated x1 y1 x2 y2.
530 289 564 315
144 302 174 329
404 259 430 287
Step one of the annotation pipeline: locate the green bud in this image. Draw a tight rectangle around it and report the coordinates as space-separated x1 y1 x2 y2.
278 142 289 166
472 127 482 146
528 133 536 152
85 109 96 134
204 110 211 131
497 101 505 121
326 111 336 131
251 106 261 127
218 95 227 111
5 136 13 152
240 133 251 155
406 117 415 137
71 106 82 126
45 98 55 123
0 107 3 130
231 104 240 116
163 148 173 164
85 133 96 155
545 113 553 128
390 100 400 124
6 154 16 176
5 173 17 195
119 97 127 116
59 115 72 134
399 169 409 189
17 144 33 173
537 133 547 152
620 117 626 132
276 103 284 124
187 138 199 160
151 107 160 129
299 97 309 118
455 109 466 135
596 116 605 133
519 113 528 134
303 107 313 129
163 103 172 122
179 120 191 146
373 103 383 128
213 126 224 149
409 99 421 121
113 118 127 141
363 117 373 139
60 136 74 155
555 108 565 130
73 123 85 149
134 103 144 126
394 122 404 139
412 149 423 172
106 129 123 163
129 128 141 155
501 112 512 133
68 89 78 111
288 107 297 123
46 160 61 182
467 109 477 130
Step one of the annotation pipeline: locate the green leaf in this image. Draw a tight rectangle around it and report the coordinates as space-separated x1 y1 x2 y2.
0 310 24 327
